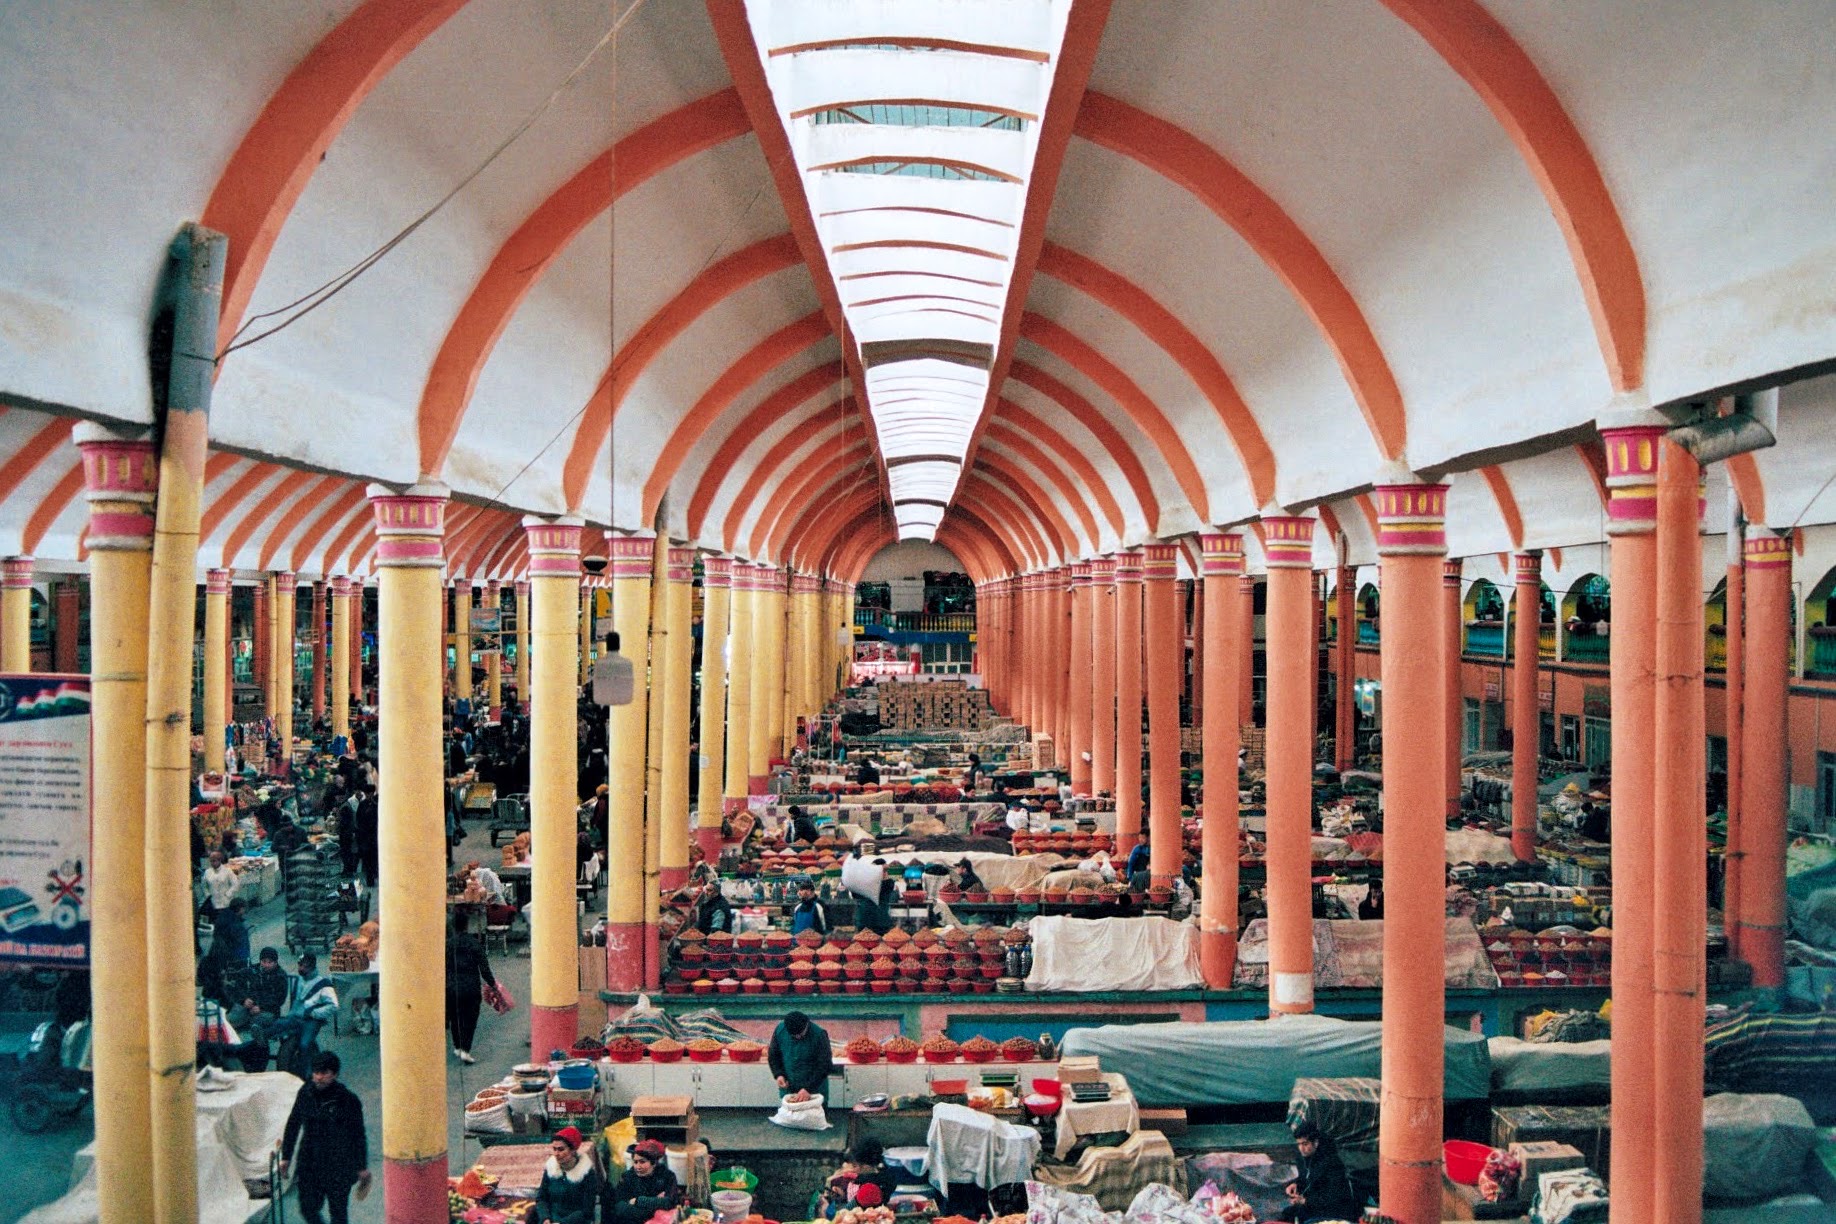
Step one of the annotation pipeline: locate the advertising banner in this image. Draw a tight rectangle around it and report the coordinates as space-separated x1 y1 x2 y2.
0 674 92 966
469 607 501 635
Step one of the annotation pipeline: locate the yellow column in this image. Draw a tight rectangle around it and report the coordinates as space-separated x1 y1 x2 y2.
606 533 655 992
725 562 756 805
763 568 788 764
579 586 592 688
781 574 803 747
485 579 503 717
274 572 296 772
75 425 158 1223
514 580 531 712
203 568 229 772
660 546 695 896
330 575 351 740
349 580 364 707
698 557 732 860
263 570 279 718
747 563 774 791
1 557 33 670
524 517 582 1058
367 483 450 1216
642 538 669 991
452 581 471 705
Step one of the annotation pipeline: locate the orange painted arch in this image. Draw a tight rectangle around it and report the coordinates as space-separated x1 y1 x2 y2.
1076 91 1408 462
226 471 328 572
754 440 874 559
1006 360 1160 531
561 232 807 510
200 462 283 544
1037 241 1277 507
21 461 86 556
257 474 348 571
716 399 857 547
785 480 880 572
1572 441 1609 509
0 420 71 503
993 397 1131 536
961 473 1051 568
981 422 1103 549
685 363 847 538
417 88 752 477
942 502 1023 576
973 449 1080 560
1480 465 1526 550
289 484 370 574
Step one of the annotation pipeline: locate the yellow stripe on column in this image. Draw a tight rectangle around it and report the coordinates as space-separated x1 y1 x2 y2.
660 548 695 895
525 516 582 1059
725 563 755 804
606 533 655 993
697 557 732 860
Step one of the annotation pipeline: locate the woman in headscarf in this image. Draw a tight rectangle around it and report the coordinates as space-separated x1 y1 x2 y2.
605 1138 681 1224
530 1126 603 1224
1281 1120 1359 1222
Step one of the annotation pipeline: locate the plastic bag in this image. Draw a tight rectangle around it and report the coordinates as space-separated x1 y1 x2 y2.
711 1167 759 1194
482 980 515 1014
770 1093 832 1131
602 1117 638 1174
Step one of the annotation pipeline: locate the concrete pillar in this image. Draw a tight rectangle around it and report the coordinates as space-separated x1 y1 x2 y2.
524 517 582 1061
265 572 281 719
203 569 229 772
75 425 157 1224
1144 545 1181 884
579 586 593 688
1190 578 1204 726
748 564 777 791
1601 417 1663 1224
1016 573 1034 729
1068 563 1095 794
606 534 655 993
659 547 695 896
485 579 503 718
1052 568 1071 757
697 557 732 860
1334 564 1355 772
1 556 32 671
1444 560 1464 818
349 580 364 706
1372 476 1451 1223
252 581 269 711
1199 534 1244 987
452 581 471 704
367 483 450 1219
1114 552 1145 855
1262 512 1316 1014
762 568 788 764
1238 574 1256 730
1737 526 1792 989
330 576 351 741
1651 439 1706 1224
311 580 327 720
1091 559 1118 796
724 563 755 811
274 573 296 774
514 581 530 712
1511 551 1543 860
1723 524 1746 960
53 577 80 672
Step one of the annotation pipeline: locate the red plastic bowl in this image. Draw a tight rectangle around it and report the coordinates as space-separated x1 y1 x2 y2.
688 1048 724 1064
606 1048 644 1063
766 980 792 995
648 1046 684 1063
843 980 868 994
923 1050 959 1064
869 980 894 994
1444 1140 1494 1186
885 1048 919 1064
728 1047 765 1064
962 1048 998 1063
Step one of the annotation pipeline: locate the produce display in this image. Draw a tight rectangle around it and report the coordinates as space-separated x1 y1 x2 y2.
832 1207 896 1224
883 1035 920 1062
960 1035 999 1062
846 1036 883 1063
920 1035 960 1063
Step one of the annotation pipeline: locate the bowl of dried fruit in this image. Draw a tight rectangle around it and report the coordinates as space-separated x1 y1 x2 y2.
960 1036 1000 1063
606 1037 647 1064
921 1036 960 1064
727 1040 765 1064
846 1036 883 1064
883 1035 920 1063
687 1039 726 1064
648 1038 685 1063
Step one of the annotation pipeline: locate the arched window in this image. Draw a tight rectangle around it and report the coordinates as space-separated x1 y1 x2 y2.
1561 574 1610 663
1463 578 1505 656
1356 582 1380 645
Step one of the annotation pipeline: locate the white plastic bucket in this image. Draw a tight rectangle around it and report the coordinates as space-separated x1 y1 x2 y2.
711 1190 753 1222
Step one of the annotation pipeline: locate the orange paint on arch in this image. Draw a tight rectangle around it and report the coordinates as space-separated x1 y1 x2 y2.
953 493 1039 573
983 422 1103 548
417 88 752 477
754 442 874 558
324 499 383 580
1573 441 1610 508
199 462 281 543
685 365 847 538
0 420 72 503
948 503 1024 575
993 398 1130 535
1480 465 1525 549
1037 242 1277 506
221 470 319 569
289 485 370 573
641 312 833 524
255 474 344 571
1076 92 1408 461
1351 494 1380 539
963 473 1051 567
205 0 470 353
560 233 807 510
784 480 878 570
1726 453 1767 526
1380 0 1646 391
1020 313 1211 521
21 461 86 556
1317 503 1346 558
711 401 853 547
975 450 1079 559
1007 361 1160 529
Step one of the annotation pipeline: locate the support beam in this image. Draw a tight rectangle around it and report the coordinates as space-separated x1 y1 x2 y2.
1511 551 1543 860
1113 552 1144 856
485 579 503 717
1144 545 1181 885
1334 563 1355 772
1199 534 1244 988
697 557 733 859
204 570 230 772
1262 512 1316 1014
1090 559 1117 797
274 573 296 773
1444 559 1463 818
1737 526 1791 990
1 557 32 671
330 575 351 741
1068 563 1094 794
525 517 582 1061
725 562 755 812
606 534 655 994
311 579 327 719
659 547 695 893
514 580 530 713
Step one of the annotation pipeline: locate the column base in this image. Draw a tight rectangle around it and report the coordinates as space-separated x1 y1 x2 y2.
1378 1159 1441 1224
696 826 723 863
748 775 769 796
606 923 644 994
659 865 689 892
643 920 661 991
722 796 748 816
384 1152 449 1223
1511 827 1537 862
1198 929 1237 990
530 1003 578 1063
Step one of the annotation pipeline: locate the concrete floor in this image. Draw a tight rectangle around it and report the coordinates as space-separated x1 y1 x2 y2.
5 819 564 1224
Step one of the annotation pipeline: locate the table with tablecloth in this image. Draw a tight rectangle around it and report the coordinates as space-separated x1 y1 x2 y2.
231 853 281 906
1053 1072 1140 1160
1030 1130 1183 1211
924 1101 1041 1191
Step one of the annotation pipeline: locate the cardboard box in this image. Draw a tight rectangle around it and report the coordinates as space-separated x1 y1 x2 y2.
1508 1141 1585 1183
1139 1107 1187 1136
1057 1056 1103 1084
1491 1105 1609 1181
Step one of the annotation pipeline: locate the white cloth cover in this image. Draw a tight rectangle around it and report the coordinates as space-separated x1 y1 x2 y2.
1053 1072 1140 1159
1446 827 1519 866
926 1102 1041 1190
840 854 885 903
1025 916 1202 993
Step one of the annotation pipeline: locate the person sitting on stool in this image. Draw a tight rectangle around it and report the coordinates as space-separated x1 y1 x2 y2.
530 1126 604 1224
604 1138 680 1224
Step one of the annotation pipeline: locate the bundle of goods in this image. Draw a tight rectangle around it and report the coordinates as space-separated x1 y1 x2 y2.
878 680 993 731
328 933 371 973
1483 926 1612 988
283 840 342 953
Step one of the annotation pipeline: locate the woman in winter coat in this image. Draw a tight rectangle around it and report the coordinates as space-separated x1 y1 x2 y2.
605 1139 682 1224
445 913 497 1064
531 1126 604 1224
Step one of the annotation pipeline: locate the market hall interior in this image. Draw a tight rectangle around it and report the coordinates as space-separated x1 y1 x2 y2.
2 1 1836 1222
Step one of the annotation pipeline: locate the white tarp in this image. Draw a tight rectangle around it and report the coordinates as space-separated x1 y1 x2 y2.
1025 916 1202 993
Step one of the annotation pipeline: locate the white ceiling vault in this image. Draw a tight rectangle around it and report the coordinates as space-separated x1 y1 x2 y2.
0 0 1831 585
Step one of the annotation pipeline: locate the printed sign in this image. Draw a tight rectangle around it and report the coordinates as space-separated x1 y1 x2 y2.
0 674 92 966
469 607 502 635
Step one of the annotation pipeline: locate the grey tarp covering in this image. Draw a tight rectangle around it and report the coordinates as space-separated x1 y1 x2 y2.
1487 1036 1612 1094
1058 1014 1490 1106
1701 1092 1818 1200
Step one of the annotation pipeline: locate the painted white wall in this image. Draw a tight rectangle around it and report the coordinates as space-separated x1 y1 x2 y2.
860 540 965 583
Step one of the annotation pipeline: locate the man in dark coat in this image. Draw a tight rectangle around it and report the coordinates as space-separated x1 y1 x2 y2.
1280 1120 1358 1222
604 1138 681 1224
768 1010 835 1097
281 1052 370 1224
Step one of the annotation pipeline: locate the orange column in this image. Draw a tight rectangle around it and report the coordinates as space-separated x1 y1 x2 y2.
251 582 269 712
1114 552 1145 855
1723 526 1745 960
1068 563 1094 794
1052 569 1071 759
1334 563 1355 772
1019 573 1037 731
1189 580 1204 726
1510 551 1543 861
1600 418 1663 1224
1144 545 1181 885
1238 575 1256 728
1652 439 1706 1224
1737 526 1791 989
1262 512 1316 1014
1091 558 1118 797
311 580 327 720
1444 560 1464 817
1199 534 1244 986
1372 477 1451 1223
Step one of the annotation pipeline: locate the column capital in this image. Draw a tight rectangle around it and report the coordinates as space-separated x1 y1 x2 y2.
523 516 583 578
514 579 530 597
74 425 159 552
366 483 449 568
206 568 234 596
1371 479 1449 556
1260 511 1315 569
1514 550 1544 581
1069 561 1093 587
1743 525 1792 570
666 546 696 583
607 532 655 580
485 578 501 595
1114 550 1145 583
1090 556 1117 583
1443 558 1464 587
1200 532 1245 577
271 569 297 588
1141 542 1179 580
1599 421 1667 535
702 555 732 588
327 574 352 597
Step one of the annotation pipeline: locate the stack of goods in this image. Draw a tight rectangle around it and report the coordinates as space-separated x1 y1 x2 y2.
328 920 378 972
499 831 530 869
1483 927 1612 988
1008 830 1113 856
283 840 342 953
756 842 844 877
1031 733 1056 770
190 802 237 851
876 680 993 731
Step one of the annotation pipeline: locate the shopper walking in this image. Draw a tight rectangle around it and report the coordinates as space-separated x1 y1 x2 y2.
279 1051 370 1224
446 913 497 1063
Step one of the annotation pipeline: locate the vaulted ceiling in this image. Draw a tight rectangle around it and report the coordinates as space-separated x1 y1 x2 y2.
1 0 1832 584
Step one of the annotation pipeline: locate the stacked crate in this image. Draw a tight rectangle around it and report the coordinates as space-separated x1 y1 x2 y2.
877 680 992 731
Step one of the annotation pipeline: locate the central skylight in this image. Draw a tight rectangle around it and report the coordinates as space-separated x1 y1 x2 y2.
746 0 1074 541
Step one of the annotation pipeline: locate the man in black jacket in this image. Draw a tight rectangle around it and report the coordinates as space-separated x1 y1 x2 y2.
281 1051 370 1224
